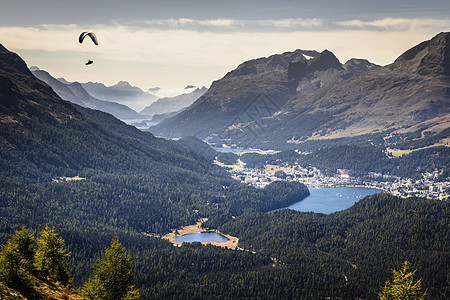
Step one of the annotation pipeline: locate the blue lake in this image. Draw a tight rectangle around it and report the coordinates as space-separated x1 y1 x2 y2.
276 187 383 214
214 147 256 153
174 232 229 243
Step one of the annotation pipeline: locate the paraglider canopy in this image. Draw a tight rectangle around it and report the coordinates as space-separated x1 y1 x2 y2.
79 32 98 45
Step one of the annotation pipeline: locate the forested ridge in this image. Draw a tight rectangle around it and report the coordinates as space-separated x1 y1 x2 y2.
0 175 308 237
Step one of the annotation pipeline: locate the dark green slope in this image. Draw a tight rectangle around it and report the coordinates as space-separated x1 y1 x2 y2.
73 104 218 161
73 104 177 150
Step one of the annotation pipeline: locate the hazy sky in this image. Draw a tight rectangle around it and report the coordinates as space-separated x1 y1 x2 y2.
1 0 450 91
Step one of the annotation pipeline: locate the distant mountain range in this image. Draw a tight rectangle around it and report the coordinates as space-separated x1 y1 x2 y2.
31 67 144 120
80 80 158 111
31 67 207 125
151 32 450 151
140 86 207 117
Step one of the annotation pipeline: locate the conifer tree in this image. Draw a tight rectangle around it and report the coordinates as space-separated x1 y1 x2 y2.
81 238 139 300
379 261 427 300
0 226 35 286
11 225 35 273
34 225 71 285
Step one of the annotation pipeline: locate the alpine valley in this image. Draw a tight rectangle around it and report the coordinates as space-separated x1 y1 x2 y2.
0 31 449 300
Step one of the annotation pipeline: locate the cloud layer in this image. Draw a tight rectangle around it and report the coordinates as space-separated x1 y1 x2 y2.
1 17 449 89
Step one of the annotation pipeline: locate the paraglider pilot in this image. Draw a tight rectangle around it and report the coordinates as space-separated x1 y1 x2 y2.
79 32 98 66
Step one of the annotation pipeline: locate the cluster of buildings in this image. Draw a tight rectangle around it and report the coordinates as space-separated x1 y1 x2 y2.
228 161 449 200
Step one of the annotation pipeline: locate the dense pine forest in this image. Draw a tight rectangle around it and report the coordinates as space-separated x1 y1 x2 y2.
1 193 447 299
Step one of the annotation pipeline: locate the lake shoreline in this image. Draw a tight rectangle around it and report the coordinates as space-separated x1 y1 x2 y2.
160 218 239 250
305 183 387 191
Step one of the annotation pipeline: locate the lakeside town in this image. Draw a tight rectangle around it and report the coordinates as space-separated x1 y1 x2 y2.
217 158 450 200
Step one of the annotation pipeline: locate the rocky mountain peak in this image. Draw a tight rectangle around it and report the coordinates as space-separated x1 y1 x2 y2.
308 49 343 71
32 68 145 120
417 31 450 76
226 49 315 79
116 80 132 87
230 61 258 77
152 32 450 148
342 58 380 78
287 49 344 81
394 41 429 63
0 45 80 122
0 43 33 77
394 32 450 76
68 81 91 98
344 58 378 71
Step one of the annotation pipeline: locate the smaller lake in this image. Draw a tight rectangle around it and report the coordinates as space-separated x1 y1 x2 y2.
276 187 383 214
214 147 256 153
174 232 229 243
